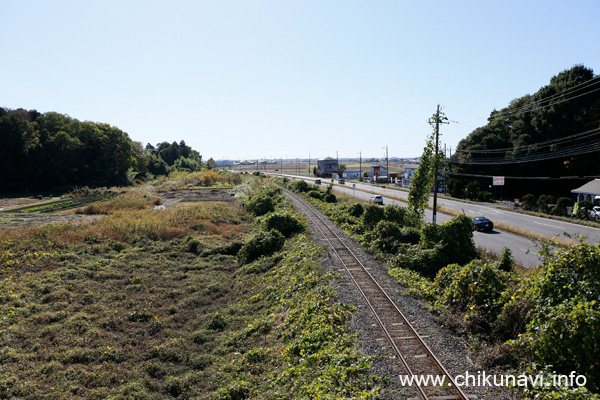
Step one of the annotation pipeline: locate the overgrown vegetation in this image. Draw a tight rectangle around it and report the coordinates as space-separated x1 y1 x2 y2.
286 176 600 398
18 198 100 213
0 178 381 399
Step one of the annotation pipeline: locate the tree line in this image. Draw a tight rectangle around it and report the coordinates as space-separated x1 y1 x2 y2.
449 65 600 199
0 108 216 193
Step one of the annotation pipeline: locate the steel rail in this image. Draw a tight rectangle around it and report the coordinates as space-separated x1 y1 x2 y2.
286 189 470 400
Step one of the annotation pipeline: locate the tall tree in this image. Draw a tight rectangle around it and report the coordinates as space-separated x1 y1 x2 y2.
408 121 444 226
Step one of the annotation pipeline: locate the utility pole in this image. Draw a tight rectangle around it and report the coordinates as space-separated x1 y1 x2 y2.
382 146 389 183
386 145 389 184
428 104 449 224
336 150 339 179
358 151 362 181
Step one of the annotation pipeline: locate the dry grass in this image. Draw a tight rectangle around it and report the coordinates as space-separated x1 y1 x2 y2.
78 190 160 215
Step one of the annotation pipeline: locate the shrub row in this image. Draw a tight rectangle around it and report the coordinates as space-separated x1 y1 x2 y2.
291 180 600 397
238 183 305 265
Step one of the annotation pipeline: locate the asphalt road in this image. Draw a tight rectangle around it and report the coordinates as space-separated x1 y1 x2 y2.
274 173 599 268
324 180 545 268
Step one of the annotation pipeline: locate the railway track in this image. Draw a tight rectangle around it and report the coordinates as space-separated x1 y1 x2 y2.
285 189 474 400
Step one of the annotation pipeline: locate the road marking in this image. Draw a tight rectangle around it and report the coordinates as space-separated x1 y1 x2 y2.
533 221 563 229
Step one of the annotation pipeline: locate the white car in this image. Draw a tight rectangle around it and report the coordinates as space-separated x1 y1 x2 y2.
368 195 384 205
589 206 600 219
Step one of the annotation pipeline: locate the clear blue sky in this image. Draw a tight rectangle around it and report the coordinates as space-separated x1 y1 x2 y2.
2 0 599 161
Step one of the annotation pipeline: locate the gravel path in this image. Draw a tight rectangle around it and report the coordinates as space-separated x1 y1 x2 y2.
287 193 520 400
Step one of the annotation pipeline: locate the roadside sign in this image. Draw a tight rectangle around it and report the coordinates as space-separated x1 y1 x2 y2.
493 176 505 186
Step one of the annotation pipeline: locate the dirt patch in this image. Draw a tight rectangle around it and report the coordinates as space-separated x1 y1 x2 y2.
0 197 100 213
0 197 43 211
160 189 237 207
0 213 100 230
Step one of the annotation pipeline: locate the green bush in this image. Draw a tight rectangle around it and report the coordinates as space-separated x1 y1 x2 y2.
435 260 509 331
530 243 600 308
347 203 364 217
447 178 465 198
363 223 421 254
522 193 537 211
363 221 403 253
477 191 494 202
237 230 285 265
244 194 275 216
398 227 421 245
420 214 477 268
511 243 600 390
307 190 323 200
496 247 514 272
324 193 337 203
524 299 600 392
537 194 555 213
551 196 573 216
184 235 202 254
389 244 444 277
362 205 385 229
262 211 305 237
291 180 310 193
465 180 481 200
391 215 476 278
383 204 408 226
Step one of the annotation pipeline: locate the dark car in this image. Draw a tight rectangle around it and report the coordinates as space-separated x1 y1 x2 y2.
472 217 494 232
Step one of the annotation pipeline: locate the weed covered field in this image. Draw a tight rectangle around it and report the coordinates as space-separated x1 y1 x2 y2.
0 179 380 399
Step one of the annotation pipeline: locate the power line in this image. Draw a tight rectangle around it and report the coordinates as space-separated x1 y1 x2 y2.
455 127 600 154
447 171 600 180
493 75 600 117
496 86 600 117
451 139 600 164
454 74 600 124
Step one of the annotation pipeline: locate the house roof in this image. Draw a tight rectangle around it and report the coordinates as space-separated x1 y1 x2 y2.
403 164 419 169
571 179 600 195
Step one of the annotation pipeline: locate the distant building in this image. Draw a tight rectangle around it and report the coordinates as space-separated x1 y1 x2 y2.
334 169 361 180
367 165 387 178
572 179 600 203
401 164 419 187
317 157 338 178
217 160 234 167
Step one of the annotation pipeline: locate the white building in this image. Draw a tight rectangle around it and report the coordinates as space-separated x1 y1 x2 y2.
401 164 419 187
334 169 362 180
572 179 600 203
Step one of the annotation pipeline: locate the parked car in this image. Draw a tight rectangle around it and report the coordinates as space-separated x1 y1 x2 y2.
368 195 384 205
472 216 494 232
589 206 600 219
315 179 321 185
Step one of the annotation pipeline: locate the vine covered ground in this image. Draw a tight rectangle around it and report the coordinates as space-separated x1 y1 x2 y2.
0 175 381 399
